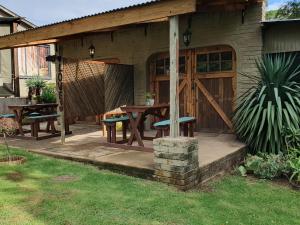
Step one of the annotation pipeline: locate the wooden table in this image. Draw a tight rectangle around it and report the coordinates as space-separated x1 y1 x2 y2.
8 103 58 136
121 104 169 147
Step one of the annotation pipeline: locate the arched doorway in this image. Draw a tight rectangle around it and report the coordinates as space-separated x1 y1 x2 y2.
149 45 236 132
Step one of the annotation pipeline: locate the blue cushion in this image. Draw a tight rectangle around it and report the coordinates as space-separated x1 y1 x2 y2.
29 112 41 117
103 116 129 123
153 117 196 127
27 114 59 120
0 114 16 119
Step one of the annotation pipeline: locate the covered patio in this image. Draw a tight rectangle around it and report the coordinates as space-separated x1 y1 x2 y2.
0 0 263 188
2 123 245 182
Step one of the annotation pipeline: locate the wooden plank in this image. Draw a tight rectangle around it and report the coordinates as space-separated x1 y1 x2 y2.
195 73 234 79
0 0 197 49
194 78 233 129
169 15 180 137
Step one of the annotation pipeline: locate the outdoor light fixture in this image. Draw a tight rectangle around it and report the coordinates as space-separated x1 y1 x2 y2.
183 29 192 47
183 17 192 47
89 44 95 58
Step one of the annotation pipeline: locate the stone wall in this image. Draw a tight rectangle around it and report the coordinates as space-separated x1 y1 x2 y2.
61 3 264 104
153 137 199 191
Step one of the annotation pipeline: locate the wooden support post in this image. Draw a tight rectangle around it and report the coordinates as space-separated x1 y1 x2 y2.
169 16 180 138
10 22 20 97
55 44 66 144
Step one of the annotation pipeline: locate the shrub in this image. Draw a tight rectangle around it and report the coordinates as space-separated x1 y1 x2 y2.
233 54 300 154
287 148 300 183
41 83 56 103
284 128 300 151
243 154 289 180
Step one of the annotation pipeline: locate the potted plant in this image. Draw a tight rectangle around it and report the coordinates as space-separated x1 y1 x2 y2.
0 118 25 165
26 76 46 97
145 92 155 106
31 95 38 105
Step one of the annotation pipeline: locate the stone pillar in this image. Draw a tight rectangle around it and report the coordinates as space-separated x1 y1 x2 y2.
153 137 199 191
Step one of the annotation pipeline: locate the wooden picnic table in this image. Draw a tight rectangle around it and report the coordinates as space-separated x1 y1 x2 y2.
121 104 169 147
8 103 58 136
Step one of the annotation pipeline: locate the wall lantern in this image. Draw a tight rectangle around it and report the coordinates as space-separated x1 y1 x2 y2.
183 17 192 47
89 44 95 58
183 29 192 47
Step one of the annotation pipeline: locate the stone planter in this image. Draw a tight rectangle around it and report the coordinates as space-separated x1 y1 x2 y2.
153 137 199 191
0 156 26 165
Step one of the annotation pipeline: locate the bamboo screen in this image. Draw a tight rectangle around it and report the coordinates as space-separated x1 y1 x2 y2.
63 59 105 120
104 64 134 112
63 59 134 120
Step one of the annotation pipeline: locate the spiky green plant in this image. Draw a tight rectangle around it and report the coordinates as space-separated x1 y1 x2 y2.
233 54 300 154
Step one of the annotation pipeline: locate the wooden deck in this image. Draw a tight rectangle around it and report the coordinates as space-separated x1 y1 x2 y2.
2 123 246 183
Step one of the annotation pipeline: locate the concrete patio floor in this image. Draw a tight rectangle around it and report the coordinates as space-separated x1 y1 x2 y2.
1 123 246 181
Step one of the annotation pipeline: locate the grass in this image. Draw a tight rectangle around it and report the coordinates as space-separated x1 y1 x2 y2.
0 147 299 225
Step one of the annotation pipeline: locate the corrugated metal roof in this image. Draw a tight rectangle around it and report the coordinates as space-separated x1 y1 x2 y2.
0 0 161 38
262 18 300 25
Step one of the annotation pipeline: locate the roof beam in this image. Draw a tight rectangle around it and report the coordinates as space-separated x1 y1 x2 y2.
0 0 197 49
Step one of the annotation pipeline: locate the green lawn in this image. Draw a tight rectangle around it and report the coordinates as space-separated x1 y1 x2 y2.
0 147 299 225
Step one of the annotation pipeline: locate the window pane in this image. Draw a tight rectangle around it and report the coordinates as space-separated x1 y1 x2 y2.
26 47 39 76
197 54 207 62
221 51 232 61
209 62 220 72
179 56 186 74
165 58 170 75
156 59 165 75
196 54 208 73
221 61 232 71
197 63 208 73
38 46 50 77
209 53 220 61
18 48 27 75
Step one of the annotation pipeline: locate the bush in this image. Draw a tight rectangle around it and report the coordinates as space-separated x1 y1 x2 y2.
243 154 290 180
287 148 300 183
233 54 300 154
41 83 56 103
284 128 300 151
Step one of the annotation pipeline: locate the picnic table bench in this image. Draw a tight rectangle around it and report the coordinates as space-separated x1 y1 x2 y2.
154 117 196 137
102 116 129 144
27 114 60 140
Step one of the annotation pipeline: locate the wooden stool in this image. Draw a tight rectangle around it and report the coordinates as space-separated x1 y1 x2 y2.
102 116 129 144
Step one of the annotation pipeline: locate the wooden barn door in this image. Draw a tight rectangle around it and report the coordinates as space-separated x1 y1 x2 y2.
192 46 235 132
150 50 192 117
150 46 236 132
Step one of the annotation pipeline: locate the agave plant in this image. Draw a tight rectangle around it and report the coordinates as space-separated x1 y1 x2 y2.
233 54 300 154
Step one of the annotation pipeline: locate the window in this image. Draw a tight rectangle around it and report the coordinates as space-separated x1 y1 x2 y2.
155 56 186 75
196 51 233 73
18 45 51 78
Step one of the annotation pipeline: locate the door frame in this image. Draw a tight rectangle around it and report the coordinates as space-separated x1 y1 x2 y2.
149 45 237 131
